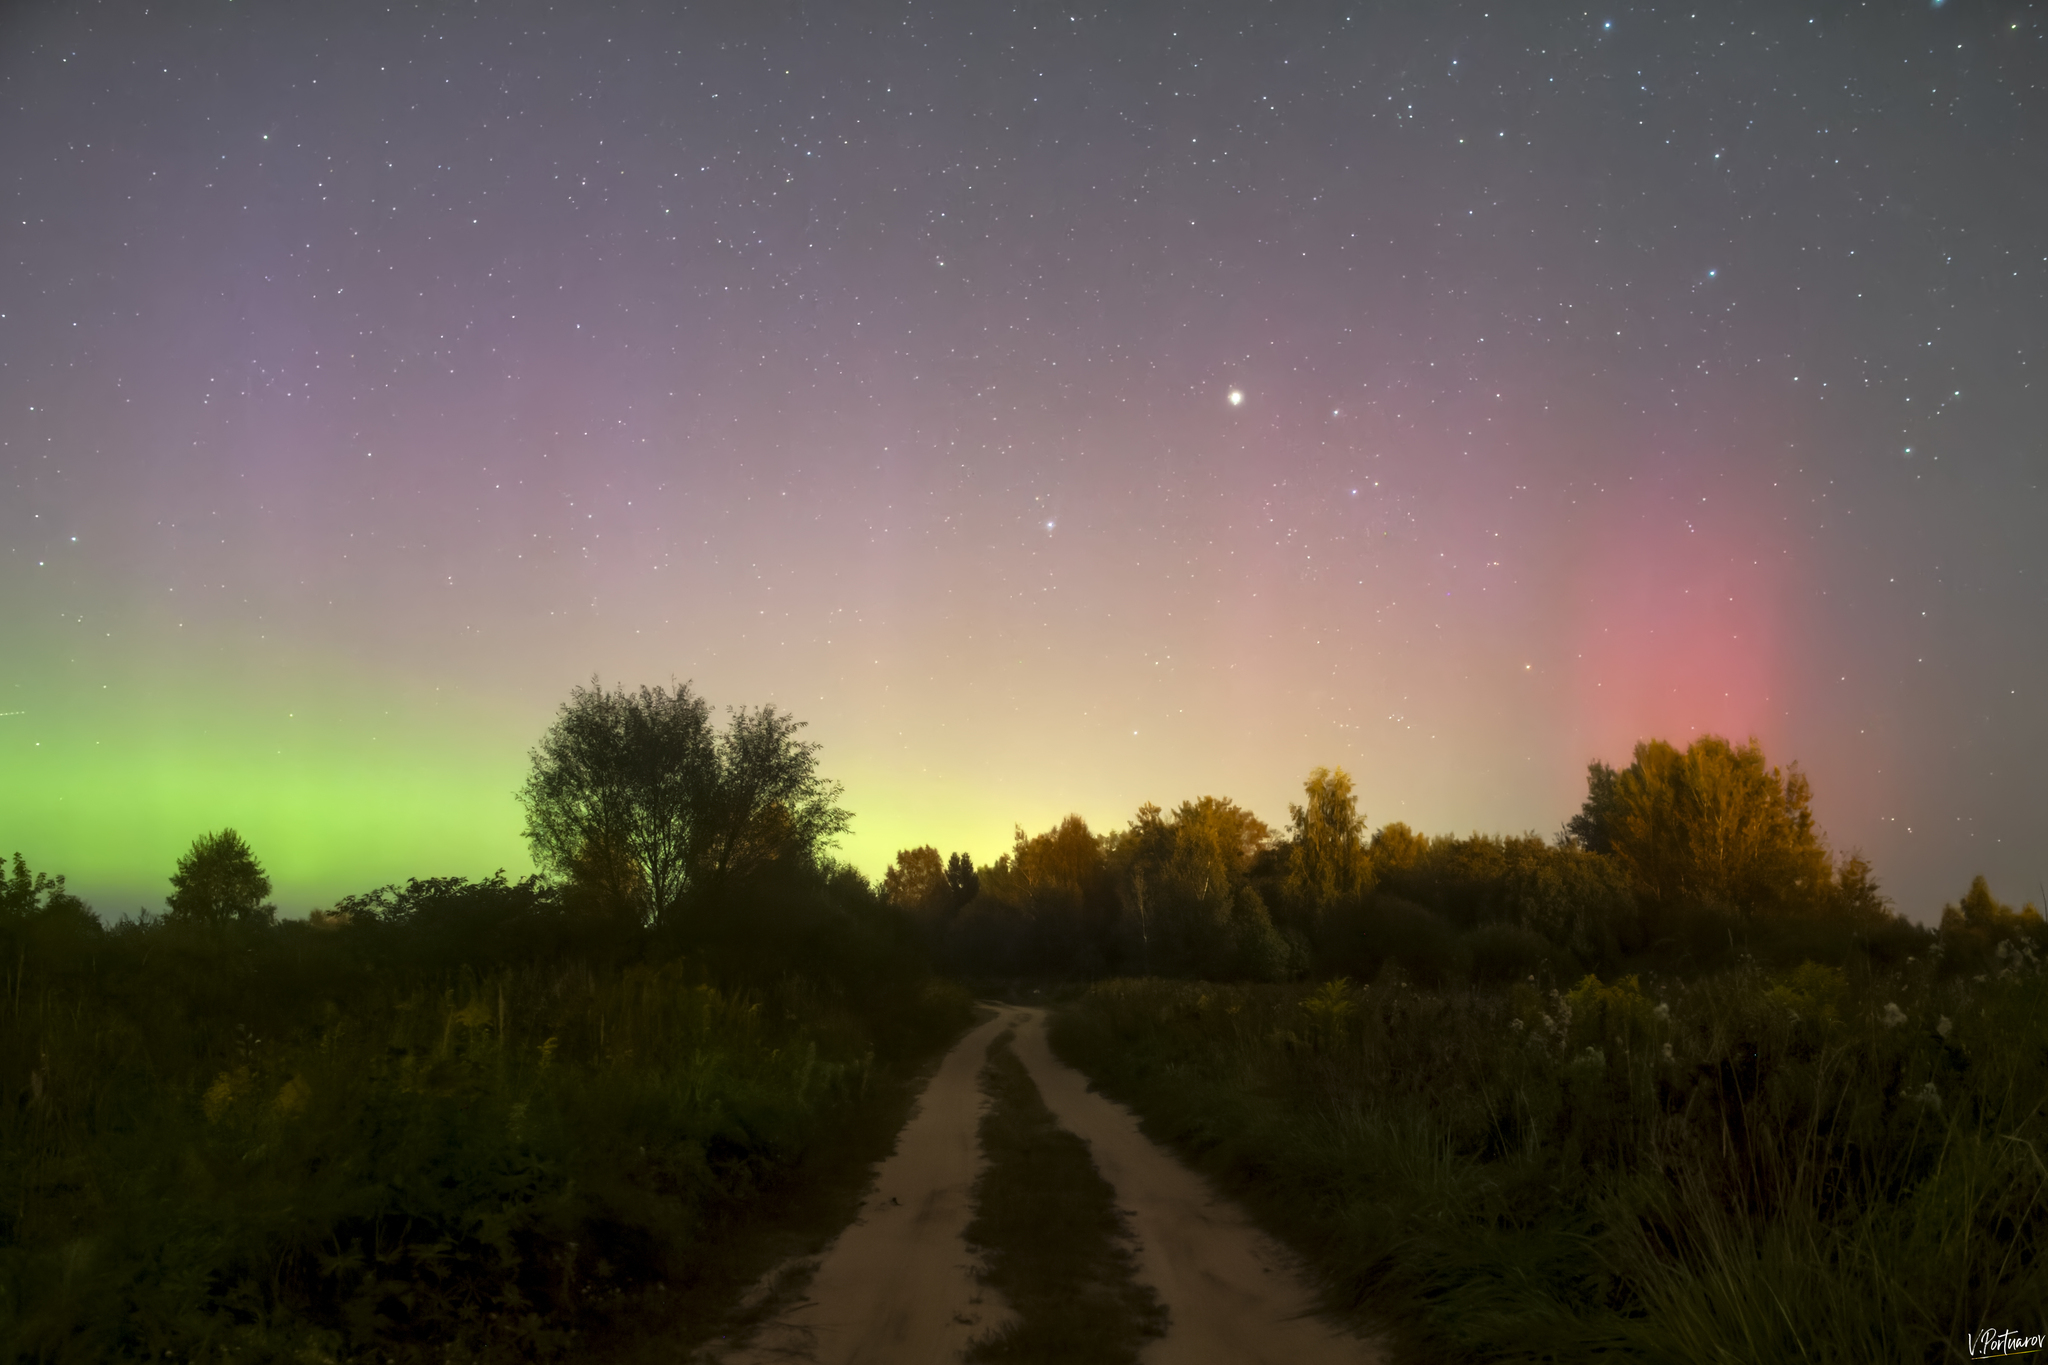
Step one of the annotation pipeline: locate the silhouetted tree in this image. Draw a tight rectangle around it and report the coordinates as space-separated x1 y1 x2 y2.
950 816 1115 976
518 678 713 925
1938 875 2045 973
946 852 980 909
0 853 101 994
564 830 649 925
1368 821 1431 877
1369 831 1637 967
1283 767 1371 911
520 682 852 921
1563 761 1620 854
1006 815 1107 893
691 704 852 895
883 845 953 929
1 852 97 940
1830 853 1890 924
166 829 274 927
1567 735 1833 918
2 852 89 923
1108 803 1172 970
1107 796 1284 979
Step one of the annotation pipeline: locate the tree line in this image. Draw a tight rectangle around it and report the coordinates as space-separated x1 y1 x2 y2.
5 687 2037 991
882 734 2032 983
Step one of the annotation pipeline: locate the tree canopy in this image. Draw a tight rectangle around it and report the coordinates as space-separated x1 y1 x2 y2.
1566 735 1834 917
2 852 92 925
166 829 274 927
1937 875 2045 972
1106 796 1284 979
945 852 980 908
518 679 712 924
518 679 851 923
947 816 1117 977
1283 766 1371 911
882 845 953 926
691 703 852 895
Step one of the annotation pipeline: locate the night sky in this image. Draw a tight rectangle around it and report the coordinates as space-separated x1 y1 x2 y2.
4 1 2044 921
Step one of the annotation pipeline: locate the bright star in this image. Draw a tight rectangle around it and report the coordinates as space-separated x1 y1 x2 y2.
1228 390 1244 406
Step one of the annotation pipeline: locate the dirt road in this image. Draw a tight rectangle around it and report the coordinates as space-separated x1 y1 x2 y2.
707 1009 1013 1364
709 1004 1380 1364
1004 1005 1380 1365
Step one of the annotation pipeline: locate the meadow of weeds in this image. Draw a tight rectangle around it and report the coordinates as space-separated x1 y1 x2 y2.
1053 958 2047 1363
0 861 971 1363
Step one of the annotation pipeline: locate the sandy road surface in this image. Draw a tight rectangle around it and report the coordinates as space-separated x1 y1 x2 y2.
709 1005 1380 1364
1003 1005 1382 1365
706 1010 1014 1364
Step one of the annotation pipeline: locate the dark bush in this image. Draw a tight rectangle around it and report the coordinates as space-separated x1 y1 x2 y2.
1462 921 1556 985
0 853 968 1363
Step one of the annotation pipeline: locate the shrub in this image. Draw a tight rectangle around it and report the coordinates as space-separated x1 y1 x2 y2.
0 856 968 1362
1461 922 1555 985
1051 965 2048 1362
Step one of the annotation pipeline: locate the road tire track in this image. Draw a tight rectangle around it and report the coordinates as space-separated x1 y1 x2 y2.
707 1003 1382 1364
1005 1006 1385 1365
704 1010 1013 1364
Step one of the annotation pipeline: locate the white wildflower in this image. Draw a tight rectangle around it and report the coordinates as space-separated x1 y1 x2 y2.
1509 1017 1526 1033
1574 1046 1606 1069
1914 1082 1941 1111
1881 1002 1907 1028
1661 1042 1675 1063
1653 1002 1671 1022
1937 1015 1953 1040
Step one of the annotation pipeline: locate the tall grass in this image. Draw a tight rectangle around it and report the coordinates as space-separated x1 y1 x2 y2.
1052 963 2047 1362
0 871 971 1362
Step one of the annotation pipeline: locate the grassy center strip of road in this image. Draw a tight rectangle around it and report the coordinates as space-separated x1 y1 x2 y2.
965 1027 1168 1364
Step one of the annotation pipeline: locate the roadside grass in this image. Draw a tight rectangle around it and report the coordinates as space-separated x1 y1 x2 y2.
618 997 981 1364
1051 967 2048 1364
965 1029 1167 1364
0 875 973 1363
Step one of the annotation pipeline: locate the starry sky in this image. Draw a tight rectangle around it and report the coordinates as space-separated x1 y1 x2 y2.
3 0 2044 921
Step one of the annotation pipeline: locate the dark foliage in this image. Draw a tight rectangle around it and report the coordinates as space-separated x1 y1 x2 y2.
943 736 1936 988
1054 970 2048 1362
0 849 968 1363
165 829 275 928
517 680 852 927
946 852 981 910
